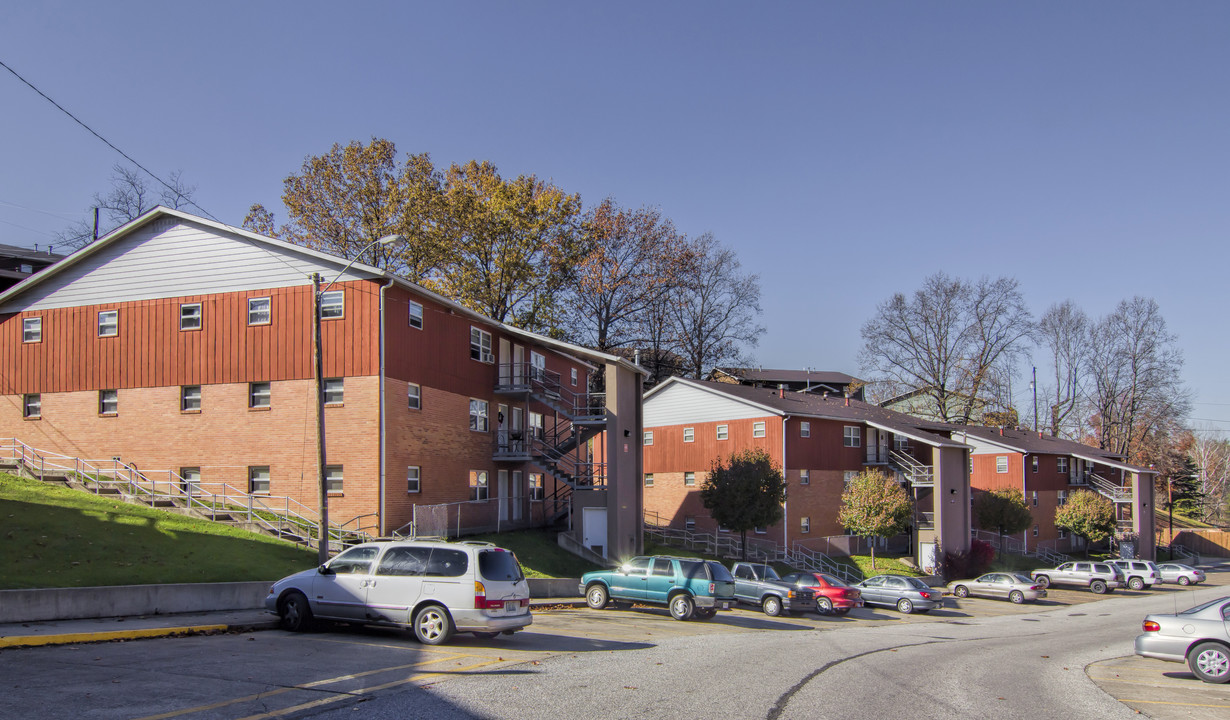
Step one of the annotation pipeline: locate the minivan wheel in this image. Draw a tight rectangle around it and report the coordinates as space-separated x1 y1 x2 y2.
1129 577 1145 591
586 584 609 610
897 598 914 614
762 596 783 616
1090 580 1108 594
669 594 695 621
414 604 454 646
280 591 314 632
1187 642 1230 683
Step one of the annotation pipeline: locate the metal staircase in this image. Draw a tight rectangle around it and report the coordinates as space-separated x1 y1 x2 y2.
1087 473 1132 503
888 450 934 486
0 438 370 553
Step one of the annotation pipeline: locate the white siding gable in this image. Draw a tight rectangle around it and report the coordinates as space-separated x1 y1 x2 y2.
645 382 778 427
0 219 371 313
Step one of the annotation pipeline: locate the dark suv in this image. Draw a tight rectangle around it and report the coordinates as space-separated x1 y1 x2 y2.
580 555 736 620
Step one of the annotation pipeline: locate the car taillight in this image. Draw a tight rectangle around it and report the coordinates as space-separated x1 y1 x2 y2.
474 581 503 609
1142 620 1160 632
709 582 715 594
1029 586 1039 591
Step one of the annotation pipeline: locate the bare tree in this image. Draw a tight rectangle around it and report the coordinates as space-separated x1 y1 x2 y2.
860 272 1033 424
1087 297 1190 462
670 233 764 379
1036 300 1089 437
58 164 197 249
1186 429 1230 523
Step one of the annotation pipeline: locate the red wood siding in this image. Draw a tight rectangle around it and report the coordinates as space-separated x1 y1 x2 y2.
970 452 1024 492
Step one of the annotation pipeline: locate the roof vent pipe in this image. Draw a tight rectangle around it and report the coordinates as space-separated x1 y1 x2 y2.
823 391 828 401
778 383 785 399
844 391 850 407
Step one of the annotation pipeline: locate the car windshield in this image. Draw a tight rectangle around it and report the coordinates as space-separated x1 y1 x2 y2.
706 561 734 582
478 550 524 582
818 573 847 587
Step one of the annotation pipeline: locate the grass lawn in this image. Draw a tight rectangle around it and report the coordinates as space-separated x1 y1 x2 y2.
644 536 923 578
467 529 602 578
0 472 317 589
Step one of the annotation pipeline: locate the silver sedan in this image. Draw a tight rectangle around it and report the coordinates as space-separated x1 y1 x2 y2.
855 574 944 614
947 573 1046 604
1156 563 1205 585
1135 596 1230 683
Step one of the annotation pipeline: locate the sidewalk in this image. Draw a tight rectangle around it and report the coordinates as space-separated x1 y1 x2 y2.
0 598 585 649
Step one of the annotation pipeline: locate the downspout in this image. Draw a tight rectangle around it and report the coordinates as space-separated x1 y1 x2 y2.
1022 453 1028 554
378 277 395 536
782 415 790 552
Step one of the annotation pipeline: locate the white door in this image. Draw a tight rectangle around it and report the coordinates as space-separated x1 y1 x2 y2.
583 507 607 557
498 470 509 522
513 345 525 384
918 542 937 575
498 338 511 384
512 470 523 522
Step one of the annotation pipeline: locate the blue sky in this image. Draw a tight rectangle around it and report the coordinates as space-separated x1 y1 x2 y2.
2 2 1227 434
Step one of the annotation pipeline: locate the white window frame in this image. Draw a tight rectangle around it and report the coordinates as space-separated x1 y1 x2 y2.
684 472 696 487
469 470 489 501
320 290 344 320
22 317 41 343
470 398 489 432
894 435 909 452
716 424 728 440
843 470 858 485
754 526 767 535
644 473 654 487
800 469 810 485
800 421 810 438
23 393 40 419
843 426 861 447
753 421 766 438
1030 490 1038 507
98 310 118 337
570 368 578 386
249 381 271 408
99 389 118 415
996 456 1009 474
179 303 202 331
408 383 421 410
407 466 421 493
1057 457 1069 474
685 516 696 530
470 327 493 362
248 466 271 494
323 378 344 405
409 300 423 329
683 427 695 443
801 516 811 534
1032 524 1039 537
248 297 271 326
1057 490 1068 506
1032 455 1039 472
325 465 344 494
181 385 201 412
643 430 654 446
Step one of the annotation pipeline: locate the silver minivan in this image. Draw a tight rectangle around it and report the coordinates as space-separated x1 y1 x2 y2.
265 539 532 645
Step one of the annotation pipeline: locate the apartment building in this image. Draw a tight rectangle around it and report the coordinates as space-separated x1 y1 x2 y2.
0 207 644 559
642 377 971 568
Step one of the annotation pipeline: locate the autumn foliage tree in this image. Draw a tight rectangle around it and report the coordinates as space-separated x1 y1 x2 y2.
1053 489 1116 555
699 449 785 560
838 469 913 570
972 488 1032 554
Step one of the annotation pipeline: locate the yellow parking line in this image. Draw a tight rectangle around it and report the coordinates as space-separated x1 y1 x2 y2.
0 625 229 648
1121 699 1230 709
130 655 465 720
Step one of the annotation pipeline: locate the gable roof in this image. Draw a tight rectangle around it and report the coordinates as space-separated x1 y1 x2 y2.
954 425 1155 475
710 367 859 386
646 377 968 449
0 206 643 376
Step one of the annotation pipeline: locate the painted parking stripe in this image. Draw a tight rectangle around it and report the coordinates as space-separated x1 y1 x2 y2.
1120 699 1230 709
0 625 229 648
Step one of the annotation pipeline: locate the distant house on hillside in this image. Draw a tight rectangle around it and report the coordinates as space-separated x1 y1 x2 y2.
877 385 998 425
0 243 62 290
708 367 864 400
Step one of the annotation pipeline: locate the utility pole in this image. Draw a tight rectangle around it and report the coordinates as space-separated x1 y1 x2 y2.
1031 366 1038 432
312 272 329 565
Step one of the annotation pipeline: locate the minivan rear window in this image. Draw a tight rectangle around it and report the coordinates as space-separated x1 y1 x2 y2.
478 550 524 581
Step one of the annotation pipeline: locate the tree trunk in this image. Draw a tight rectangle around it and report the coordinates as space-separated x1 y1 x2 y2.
870 540 877 571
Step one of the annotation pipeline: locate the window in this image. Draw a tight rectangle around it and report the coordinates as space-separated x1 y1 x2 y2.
248 466 270 494
800 421 810 438
408 383 421 410
683 427 695 443
179 303 202 330
248 297 271 325
801 517 811 534
652 558 674 576
98 310 118 337
753 421 766 438
843 426 861 447
1057 490 1068 506
469 398 489 431
99 389 118 415
407 466 421 493
22 394 40 419
19 263 32 274
571 368 578 386
1032 456 1039 472
754 526 767 535
22 317 41 343
894 435 908 452
996 456 1009 474
1032 524 1039 537
1057 527 1068 539
1057 457 1069 474
470 327 492 362
325 465 343 494
320 290 344 319
843 470 858 485
800 469 810 485
408 301 423 329
1030 490 1038 507
684 472 696 487
643 473 654 487
249 382 271 408
643 430 654 446
685 516 696 530
181 385 201 412
716 424 728 441
323 378 344 405
179 467 201 494
469 470 489 501
529 473 543 500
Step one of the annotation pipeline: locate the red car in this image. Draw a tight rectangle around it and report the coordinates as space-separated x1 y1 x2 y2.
782 571 864 615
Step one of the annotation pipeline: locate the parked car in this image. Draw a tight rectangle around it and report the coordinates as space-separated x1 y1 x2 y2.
1135 595 1230 683
854 574 944 614
265 539 532 645
730 562 817 616
780 571 864 615
1156 563 1205 586
580 556 736 620
1108 559 1161 590
946 573 1046 604
1031 561 1123 594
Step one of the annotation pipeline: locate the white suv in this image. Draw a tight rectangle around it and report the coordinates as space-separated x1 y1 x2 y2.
1109 559 1161 590
265 539 532 645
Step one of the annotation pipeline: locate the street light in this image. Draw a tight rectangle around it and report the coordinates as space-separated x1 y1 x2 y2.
313 234 400 564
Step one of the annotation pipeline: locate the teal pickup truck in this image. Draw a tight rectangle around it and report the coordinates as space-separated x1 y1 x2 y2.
580 555 736 620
